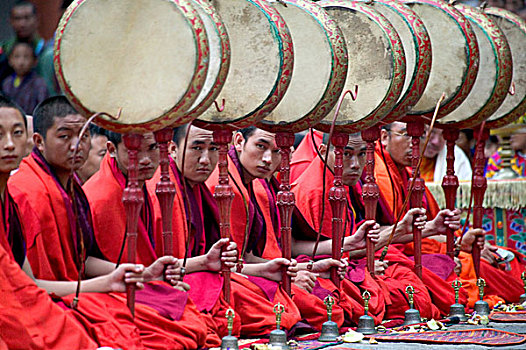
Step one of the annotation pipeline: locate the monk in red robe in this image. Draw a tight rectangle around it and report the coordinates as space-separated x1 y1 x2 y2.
376 122 524 308
85 129 242 347
207 127 370 329
291 131 450 321
0 95 101 349
9 96 209 349
146 124 302 337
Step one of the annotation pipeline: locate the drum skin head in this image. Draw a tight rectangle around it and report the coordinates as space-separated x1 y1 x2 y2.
315 0 406 133
194 0 293 131
184 0 230 121
401 0 479 120
55 0 209 133
438 4 512 129
257 0 348 134
366 0 431 123
484 7 526 129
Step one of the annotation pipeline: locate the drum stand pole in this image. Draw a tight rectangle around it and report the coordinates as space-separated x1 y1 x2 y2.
472 127 489 277
122 133 144 316
275 131 295 296
361 126 381 278
213 129 234 303
329 132 349 288
407 121 426 279
154 128 176 256
442 128 459 260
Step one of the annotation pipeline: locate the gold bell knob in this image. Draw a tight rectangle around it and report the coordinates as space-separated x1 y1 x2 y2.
226 308 235 336
273 302 285 330
476 277 486 301
406 285 415 309
324 295 335 321
452 279 462 304
521 271 526 291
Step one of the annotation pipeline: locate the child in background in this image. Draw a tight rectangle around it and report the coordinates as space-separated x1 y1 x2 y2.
1 41 48 114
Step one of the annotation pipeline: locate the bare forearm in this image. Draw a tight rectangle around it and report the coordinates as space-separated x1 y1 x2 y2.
84 256 116 277
34 275 112 297
291 237 331 257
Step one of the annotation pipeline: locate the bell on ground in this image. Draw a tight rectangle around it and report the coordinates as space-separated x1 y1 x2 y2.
269 303 289 350
520 293 526 304
221 309 239 350
449 280 467 322
355 290 377 335
474 300 490 316
318 295 340 342
403 285 421 326
474 278 490 317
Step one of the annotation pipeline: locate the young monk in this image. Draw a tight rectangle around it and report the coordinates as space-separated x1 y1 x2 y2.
84 129 240 347
0 94 99 349
291 131 457 321
147 124 303 337
207 127 375 329
8 96 209 350
376 122 524 308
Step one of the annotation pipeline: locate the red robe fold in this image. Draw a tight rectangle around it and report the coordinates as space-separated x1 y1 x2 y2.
9 153 207 350
207 150 351 330
289 129 323 183
0 188 97 350
291 154 442 321
373 143 521 309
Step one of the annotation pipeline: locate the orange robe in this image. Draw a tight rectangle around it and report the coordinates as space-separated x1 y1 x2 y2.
0 187 97 349
207 148 353 330
9 151 206 350
291 154 442 321
289 129 323 183
373 143 515 309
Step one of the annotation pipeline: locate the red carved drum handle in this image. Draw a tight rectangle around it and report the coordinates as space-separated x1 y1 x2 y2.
407 121 425 279
122 134 144 316
361 126 381 278
442 129 459 260
213 129 234 303
154 128 176 257
329 132 349 287
275 132 295 296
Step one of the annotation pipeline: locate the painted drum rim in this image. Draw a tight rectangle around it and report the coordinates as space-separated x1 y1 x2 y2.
484 7 526 129
438 4 512 129
55 0 209 133
256 0 348 134
314 0 406 134
184 0 231 121
194 0 294 131
368 0 432 123
401 0 479 120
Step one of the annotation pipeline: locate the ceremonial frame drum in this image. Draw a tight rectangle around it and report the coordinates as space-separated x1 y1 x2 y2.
363 0 432 123
484 8 526 129
315 0 406 133
195 0 293 130
55 0 209 133
257 0 348 133
401 0 479 121
184 0 230 120
437 4 512 128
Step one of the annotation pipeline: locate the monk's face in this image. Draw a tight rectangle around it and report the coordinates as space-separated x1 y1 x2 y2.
173 125 218 186
234 128 281 181
34 114 90 172
423 128 445 159
77 133 108 182
381 122 413 167
111 133 159 182
333 135 367 187
0 107 27 174
511 131 526 153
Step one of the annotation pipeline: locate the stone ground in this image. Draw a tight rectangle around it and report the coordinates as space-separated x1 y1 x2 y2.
314 322 526 350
